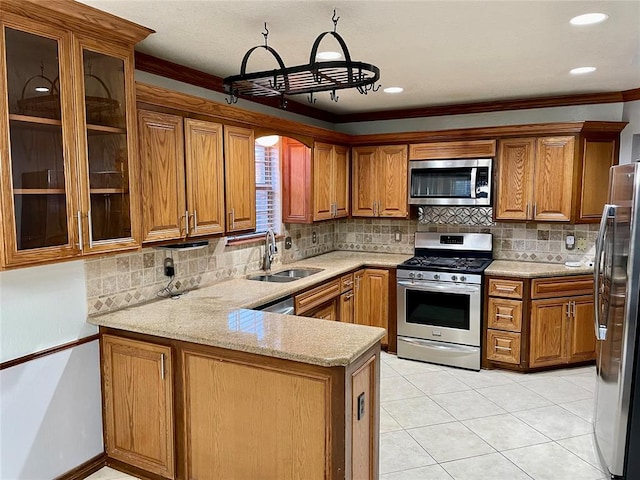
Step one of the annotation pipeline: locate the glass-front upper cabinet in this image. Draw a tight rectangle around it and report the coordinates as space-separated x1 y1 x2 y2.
74 37 140 253
0 22 80 265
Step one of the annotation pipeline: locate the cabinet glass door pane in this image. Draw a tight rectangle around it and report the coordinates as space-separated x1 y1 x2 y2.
5 27 69 249
82 49 131 242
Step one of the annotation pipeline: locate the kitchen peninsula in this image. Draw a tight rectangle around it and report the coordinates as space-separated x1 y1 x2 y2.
89 251 409 480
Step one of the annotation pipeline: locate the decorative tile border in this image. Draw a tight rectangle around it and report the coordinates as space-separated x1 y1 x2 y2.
418 206 494 226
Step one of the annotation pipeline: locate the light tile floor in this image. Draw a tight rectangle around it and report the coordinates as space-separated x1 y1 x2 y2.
87 353 607 480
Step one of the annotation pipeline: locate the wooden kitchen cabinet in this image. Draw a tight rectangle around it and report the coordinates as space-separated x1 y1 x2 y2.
0 3 151 267
101 334 175 478
281 137 313 223
313 142 350 221
138 110 250 242
354 268 390 346
352 145 408 218
495 126 622 224
224 125 256 232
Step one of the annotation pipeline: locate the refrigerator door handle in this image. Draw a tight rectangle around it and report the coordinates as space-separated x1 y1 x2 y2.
594 204 615 341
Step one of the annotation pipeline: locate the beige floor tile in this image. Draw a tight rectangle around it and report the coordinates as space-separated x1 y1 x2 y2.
381 361 402 378
386 356 444 375
404 371 472 396
430 390 506 421
558 398 595 422
381 464 454 480
557 433 606 472
476 382 553 412
502 442 603 480
379 430 437 475
380 375 426 403
446 368 515 389
463 413 551 451
380 405 404 433
519 376 593 404
408 422 495 463
562 373 596 392
85 467 138 480
384 396 456 429
513 405 593 440
441 452 533 480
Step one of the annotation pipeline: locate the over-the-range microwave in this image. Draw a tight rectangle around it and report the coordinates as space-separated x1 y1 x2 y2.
408 158 492 206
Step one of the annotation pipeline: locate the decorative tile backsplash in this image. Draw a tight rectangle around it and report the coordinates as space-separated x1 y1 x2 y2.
418 206 494 226
86 211 598 315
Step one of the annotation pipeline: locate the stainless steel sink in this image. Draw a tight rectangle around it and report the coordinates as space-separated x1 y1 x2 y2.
247 268 323 282
270 268 323 279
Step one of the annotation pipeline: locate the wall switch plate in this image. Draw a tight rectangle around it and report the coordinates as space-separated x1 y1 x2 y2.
284 236 292 249
394 231 402 242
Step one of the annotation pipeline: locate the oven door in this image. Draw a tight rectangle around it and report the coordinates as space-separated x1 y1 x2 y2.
397 279 481 346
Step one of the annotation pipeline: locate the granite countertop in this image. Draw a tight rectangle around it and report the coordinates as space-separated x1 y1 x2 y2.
485 260 594 278
88 251 411 367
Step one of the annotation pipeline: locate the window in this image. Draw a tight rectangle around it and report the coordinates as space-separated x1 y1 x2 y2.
254 141 281 235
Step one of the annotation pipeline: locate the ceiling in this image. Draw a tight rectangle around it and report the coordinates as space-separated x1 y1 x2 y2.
78 0 640 116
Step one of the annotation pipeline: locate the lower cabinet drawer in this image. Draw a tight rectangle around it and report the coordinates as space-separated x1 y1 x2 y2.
487 297 522 332
295 279 341 315
486 330 521 365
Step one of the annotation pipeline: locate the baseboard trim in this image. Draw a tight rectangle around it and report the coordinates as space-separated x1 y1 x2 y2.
54 453 106 480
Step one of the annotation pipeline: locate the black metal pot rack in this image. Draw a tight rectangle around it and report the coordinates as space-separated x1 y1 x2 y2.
223 11 380 108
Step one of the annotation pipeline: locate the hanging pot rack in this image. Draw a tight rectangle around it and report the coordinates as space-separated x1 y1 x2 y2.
223 11 380 108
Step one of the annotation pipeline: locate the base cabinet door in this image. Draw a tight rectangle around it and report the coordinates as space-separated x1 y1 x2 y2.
182 350 328 480
101 335 174 478
530 298 568 368
354 269 390 346
340 291 355 323
351 355 377 480
306 298 339 321
568 296 597 362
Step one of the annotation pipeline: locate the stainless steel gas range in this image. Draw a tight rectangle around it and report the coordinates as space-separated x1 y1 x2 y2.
397 232 493 371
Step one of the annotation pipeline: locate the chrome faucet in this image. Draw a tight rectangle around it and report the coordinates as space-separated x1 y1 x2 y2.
263 228 277 272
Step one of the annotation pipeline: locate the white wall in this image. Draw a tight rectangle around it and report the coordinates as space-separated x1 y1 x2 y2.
620 100 640 164
0 341 103 479
0 260 102 478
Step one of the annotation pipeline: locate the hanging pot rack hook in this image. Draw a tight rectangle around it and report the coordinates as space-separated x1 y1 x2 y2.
332 9 340 32
225 89 239 105
330 89 339 102
307 92 316 104
262 22 269 46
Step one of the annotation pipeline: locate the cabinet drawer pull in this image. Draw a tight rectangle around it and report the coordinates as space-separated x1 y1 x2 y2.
495 313 514 319
495 286 516 292
345 293 353 300
495 346 512 351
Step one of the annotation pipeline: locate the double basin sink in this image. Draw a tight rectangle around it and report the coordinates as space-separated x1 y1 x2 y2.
247 268 323 283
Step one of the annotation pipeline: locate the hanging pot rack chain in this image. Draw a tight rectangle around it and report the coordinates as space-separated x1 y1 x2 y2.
223 12 380 108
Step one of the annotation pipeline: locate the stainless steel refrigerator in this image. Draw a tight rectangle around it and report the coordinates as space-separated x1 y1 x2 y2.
594 161 640 479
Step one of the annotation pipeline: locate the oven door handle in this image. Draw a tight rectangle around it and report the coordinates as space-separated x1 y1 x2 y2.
399 337 480 353
398 280 480 295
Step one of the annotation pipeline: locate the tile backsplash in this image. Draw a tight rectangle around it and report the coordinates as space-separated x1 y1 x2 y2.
87 211 598 315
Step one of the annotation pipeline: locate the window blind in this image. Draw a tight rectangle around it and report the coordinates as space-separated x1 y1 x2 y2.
254 143 281 234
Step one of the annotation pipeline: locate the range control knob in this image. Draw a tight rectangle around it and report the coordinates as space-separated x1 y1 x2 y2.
408 272 415 279
416 272 424 279
433 274 440 280
451 275 458 281
460 276 467 282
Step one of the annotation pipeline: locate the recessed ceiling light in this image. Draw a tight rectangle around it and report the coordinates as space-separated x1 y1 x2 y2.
34 87 50 93
570 13 609 25
570 66 597 75
316 51 342 61
383 87 404 94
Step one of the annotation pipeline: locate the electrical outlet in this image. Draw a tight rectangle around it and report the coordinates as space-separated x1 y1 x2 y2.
284 236 292 249
565 235 575 250
163 257 175 277
394 231 402 242
576 237 587 251
312 231 317 244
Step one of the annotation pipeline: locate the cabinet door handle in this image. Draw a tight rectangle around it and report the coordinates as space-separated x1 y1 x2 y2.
533 203 537 218
526 204 530 219
87 209 94 248
565 302 571 318
571 301 576 318
355 276 361 291
345 293 353 300
193 210 198 233
160 353 165 380
77 211 83 251
182 210 189 236
229 208 235 229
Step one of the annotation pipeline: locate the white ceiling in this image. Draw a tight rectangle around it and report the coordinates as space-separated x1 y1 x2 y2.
79 0 640 115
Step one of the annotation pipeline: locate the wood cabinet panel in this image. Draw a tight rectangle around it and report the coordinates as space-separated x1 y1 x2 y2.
312 142 334 221
378 145 408 218
102 335 174 478
281 137 312 223
569 296 597 362
224 125 255 233
354 269 390 345
578 139 616 222
340 291 355 324
138 110 185 243
334 145 350 218
351 355 377 480
306 298 339 321
352 147 377 217
495 138 535 221
409 139 496 160
487 297 522 332
530 298 568 367
531 275 594 299
488 278 524 299
534 136 575 222
184 118 225 236
486 330 521 364
341 273 355 293
182 350 327 480
294 278 341 315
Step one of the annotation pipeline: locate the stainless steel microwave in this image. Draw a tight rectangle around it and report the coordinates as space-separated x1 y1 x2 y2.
408 158 492 206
